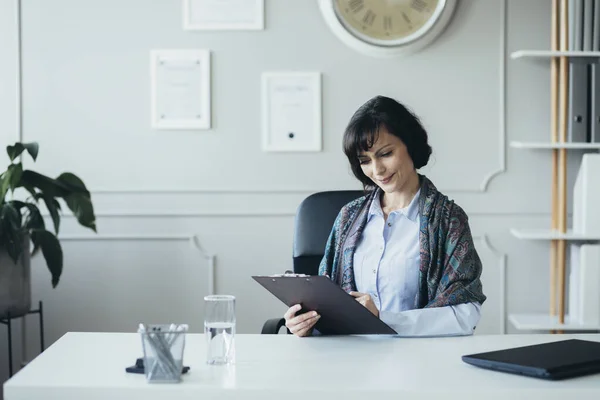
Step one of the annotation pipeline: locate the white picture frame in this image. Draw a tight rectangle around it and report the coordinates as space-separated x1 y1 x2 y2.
150 49 211 130
183 0 264 31
261 72 322 152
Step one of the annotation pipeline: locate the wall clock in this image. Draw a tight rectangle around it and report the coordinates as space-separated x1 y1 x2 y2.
318 0 457 57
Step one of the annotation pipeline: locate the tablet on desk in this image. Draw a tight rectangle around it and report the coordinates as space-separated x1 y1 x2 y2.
462 339 600 380
252 275 396 335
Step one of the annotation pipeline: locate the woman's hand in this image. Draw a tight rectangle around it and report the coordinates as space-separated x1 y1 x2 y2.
349 291 379 317
284 304 320 337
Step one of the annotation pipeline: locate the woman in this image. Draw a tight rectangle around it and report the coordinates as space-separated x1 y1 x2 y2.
284 96 486 337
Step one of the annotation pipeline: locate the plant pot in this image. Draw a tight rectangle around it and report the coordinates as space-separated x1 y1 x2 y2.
0 235 31 320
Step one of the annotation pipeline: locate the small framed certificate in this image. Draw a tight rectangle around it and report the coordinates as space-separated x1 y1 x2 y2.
150 49 211 130
183 0 264 31
261 72 322 152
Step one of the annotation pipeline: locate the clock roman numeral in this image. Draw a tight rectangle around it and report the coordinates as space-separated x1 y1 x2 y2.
411 0 427 12
401 11 411 24
348 0 364 13
362 10 376 26
383 16 392 31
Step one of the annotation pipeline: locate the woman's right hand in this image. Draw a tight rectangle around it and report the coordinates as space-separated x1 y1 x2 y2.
284 304 320 337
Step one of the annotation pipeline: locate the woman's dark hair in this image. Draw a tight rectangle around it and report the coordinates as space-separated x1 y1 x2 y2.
342 95 432 189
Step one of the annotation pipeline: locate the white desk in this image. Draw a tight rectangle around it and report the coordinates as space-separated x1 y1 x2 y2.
4 332 600 400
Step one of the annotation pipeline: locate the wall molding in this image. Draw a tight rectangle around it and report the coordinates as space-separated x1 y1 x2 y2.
11 2 508 208
90 188 327 194
57 232 507 335
59 234 217 296
46 210 562 218
478 0 507 192
55 211 298 217
60 0 509 196
59 234 193 240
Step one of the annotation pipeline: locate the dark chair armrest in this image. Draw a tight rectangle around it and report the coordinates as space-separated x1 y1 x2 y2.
261 317 288 334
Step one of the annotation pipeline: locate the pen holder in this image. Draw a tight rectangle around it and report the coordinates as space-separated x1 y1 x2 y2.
138 323 189 383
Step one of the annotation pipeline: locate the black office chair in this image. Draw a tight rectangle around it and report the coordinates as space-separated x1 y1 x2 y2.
261 190 364 334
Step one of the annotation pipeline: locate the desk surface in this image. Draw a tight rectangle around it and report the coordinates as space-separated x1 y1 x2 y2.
4 332 600 400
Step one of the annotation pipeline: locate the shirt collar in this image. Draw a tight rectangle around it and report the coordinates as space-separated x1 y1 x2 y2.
367 194 384 221
368 188 421 222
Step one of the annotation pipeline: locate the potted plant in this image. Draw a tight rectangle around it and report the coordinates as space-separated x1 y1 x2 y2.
0 142 96 319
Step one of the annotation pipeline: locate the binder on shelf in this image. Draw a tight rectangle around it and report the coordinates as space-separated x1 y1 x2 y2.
593 0 600 51
591 62 600 143
573 153 600 235
567 1 590 142
569 0 578 50
572 0 584 51
579 245 600 325
568 60 590 142
568 244 600 325
584 0 594 51
593 0 600 142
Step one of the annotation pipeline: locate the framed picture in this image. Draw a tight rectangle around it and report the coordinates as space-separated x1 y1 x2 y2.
183 0 264 31
261 72 322 152
150 49 211 130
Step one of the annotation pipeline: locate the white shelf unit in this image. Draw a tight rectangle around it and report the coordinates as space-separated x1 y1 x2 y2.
508 36 600 331
509 141 600 150
511 50 600 59
510 229 600 241
508 229 600 331
509 313 600 331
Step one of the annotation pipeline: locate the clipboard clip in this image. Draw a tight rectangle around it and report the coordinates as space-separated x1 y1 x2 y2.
268 270 310 278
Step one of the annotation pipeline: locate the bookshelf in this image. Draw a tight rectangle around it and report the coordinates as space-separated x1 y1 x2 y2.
508 0 600 333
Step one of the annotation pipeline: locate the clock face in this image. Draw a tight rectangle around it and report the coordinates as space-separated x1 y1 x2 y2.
333 0 445 46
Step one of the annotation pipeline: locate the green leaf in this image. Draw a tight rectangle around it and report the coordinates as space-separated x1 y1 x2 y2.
56 172 90 194
64 193 96 232
10 200 47 255
0 163 23 202
9 200 36 217
23 184 38 201
20 171 94 232
7 142 39 162
0 232 22 264
1 202 21 231
0 171 11 203
25 143 39 161
24 204 45 231
20 170 70 198
31 229 63 288
6 142 39 162
6 143 24 162
0 203 23 263
7 200 26 210
9 163 23 193
41 194 60 234
34 192 61 235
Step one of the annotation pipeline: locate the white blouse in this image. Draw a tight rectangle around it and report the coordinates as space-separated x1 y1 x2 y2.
353 189 481 337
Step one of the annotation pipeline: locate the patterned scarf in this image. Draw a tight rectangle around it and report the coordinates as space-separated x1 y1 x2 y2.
318 175 486 308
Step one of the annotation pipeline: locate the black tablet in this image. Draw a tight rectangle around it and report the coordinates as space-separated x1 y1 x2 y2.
252 275 396 335
462 339 600 380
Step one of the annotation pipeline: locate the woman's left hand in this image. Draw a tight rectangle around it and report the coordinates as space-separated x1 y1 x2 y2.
349 291 379 317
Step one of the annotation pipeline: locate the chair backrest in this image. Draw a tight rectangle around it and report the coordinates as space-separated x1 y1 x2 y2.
293 190 364 275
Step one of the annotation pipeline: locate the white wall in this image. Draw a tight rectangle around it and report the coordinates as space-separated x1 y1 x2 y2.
0 0 574 392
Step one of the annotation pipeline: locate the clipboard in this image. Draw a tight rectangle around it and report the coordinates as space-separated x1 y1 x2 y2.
252 275 397 335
